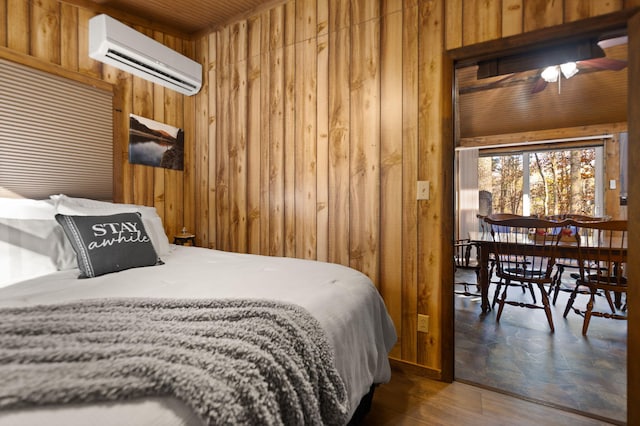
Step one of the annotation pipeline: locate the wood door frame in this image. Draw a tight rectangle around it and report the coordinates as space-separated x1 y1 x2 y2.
444 9 639 423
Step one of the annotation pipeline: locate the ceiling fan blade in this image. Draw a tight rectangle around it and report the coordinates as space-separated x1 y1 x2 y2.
531 77 548 94
580 57 627 71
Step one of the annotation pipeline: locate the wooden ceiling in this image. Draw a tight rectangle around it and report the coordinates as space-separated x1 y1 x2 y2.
457 42 628 140
84 0 281 35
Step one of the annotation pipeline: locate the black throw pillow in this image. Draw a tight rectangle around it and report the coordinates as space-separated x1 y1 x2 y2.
55 212 163 278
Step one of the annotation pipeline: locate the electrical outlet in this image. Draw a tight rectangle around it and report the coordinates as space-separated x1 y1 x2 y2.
417 314 429 333
417 181 430 200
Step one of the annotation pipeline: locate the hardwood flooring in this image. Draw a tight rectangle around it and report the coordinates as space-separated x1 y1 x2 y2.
361 367 616 425
359 269 626 425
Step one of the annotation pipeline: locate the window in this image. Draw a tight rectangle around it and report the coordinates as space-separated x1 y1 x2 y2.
478 146 604 217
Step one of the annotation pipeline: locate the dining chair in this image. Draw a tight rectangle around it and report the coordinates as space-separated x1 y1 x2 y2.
563 219 628 335
485 216 571 332
454 238 481 297
545 214 610 305
484 213 540 309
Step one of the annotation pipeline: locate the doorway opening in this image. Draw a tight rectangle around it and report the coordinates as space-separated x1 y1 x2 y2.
451 25 628 425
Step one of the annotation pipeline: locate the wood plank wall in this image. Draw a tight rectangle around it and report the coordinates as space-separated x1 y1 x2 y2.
2 0 638 379
191 0 639 373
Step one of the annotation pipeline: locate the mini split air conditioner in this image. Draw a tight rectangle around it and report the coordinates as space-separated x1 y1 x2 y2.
89 14 202 96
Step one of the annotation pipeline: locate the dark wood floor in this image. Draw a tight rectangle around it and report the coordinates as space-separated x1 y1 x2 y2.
361 366 617 425
453 269 626 425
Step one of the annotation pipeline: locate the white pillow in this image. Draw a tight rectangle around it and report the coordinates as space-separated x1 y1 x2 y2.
0 197 56 219
0 198 77 287
50 194 171 256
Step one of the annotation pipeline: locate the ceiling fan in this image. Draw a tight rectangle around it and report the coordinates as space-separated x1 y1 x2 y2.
530 56 627 94
473 34 628 95
530 34 628 94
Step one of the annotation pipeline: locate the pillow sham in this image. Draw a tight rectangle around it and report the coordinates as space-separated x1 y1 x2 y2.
0 198 78 287
55 212 163 278
0 218 77 288
0 197 56 219
50 194 171 256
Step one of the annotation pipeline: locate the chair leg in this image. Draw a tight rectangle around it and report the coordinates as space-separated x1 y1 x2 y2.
538 284 554 332
496 284 508 322
604 290 616 313
563 286 580 318
551 265 565 305
527 283 537 304
492 279 504 309
582 294 596 335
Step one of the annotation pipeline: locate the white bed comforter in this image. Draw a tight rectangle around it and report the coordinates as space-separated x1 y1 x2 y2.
0 245 397 426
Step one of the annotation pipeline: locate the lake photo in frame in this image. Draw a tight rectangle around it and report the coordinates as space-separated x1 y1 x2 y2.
129 114 184 170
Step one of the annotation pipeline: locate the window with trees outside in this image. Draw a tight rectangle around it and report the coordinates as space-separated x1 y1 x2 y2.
477 146 603 218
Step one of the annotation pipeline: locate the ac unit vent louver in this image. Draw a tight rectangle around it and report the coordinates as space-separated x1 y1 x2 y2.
89 14 202 96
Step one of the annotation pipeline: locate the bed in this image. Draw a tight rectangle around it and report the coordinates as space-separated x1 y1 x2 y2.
0 195 397 425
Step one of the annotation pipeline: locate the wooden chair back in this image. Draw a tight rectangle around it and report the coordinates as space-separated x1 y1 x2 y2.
565 219 627 334
484 217 572 287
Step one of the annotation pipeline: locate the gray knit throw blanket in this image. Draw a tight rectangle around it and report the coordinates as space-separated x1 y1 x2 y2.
0 298 349 425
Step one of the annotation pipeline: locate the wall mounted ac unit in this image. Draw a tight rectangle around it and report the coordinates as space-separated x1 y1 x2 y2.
89 14 202 96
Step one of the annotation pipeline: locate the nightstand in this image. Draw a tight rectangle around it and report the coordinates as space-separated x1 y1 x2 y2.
173 233 196 246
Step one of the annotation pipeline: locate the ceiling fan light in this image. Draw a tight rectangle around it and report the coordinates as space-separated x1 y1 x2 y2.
541 66 559 83
560 62 579 79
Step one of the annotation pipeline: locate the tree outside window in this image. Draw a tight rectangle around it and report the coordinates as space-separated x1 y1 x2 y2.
478 148 597 217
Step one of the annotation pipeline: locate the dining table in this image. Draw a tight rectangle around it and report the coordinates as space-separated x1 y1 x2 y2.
468 230 627 314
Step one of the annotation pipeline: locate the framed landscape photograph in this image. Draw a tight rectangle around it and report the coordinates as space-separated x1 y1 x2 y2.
128 114 184 170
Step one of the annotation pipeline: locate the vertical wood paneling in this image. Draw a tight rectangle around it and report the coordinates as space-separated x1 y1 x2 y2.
315 0 329 262
77 8 99 78
604 136 621 221
350 8 380 283
381 7 404 360
283 1 297 258
317 0 328 35
417 0 445 368
462 0 501 45
182 40 196 238
216 26 230 250
246 15 262 254
401 0 419 363
316 33 329 262
0 0 7 47
502 0 523 37
161 35 184 241
296 0 316 42
524 0 563 32
259 10 271 254
7 0 29 53
444 0 462 49
269 6 285 256
564 0 623 22
296 36 318 260
195 35 210 247
60 3 77 70
30 0 59 64
207 32 218 248
329 0 350 32
229 21 248 253
328 25 351 266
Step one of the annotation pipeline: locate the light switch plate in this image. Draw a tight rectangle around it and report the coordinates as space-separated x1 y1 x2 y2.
417 181 430 200
417 314 429 333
